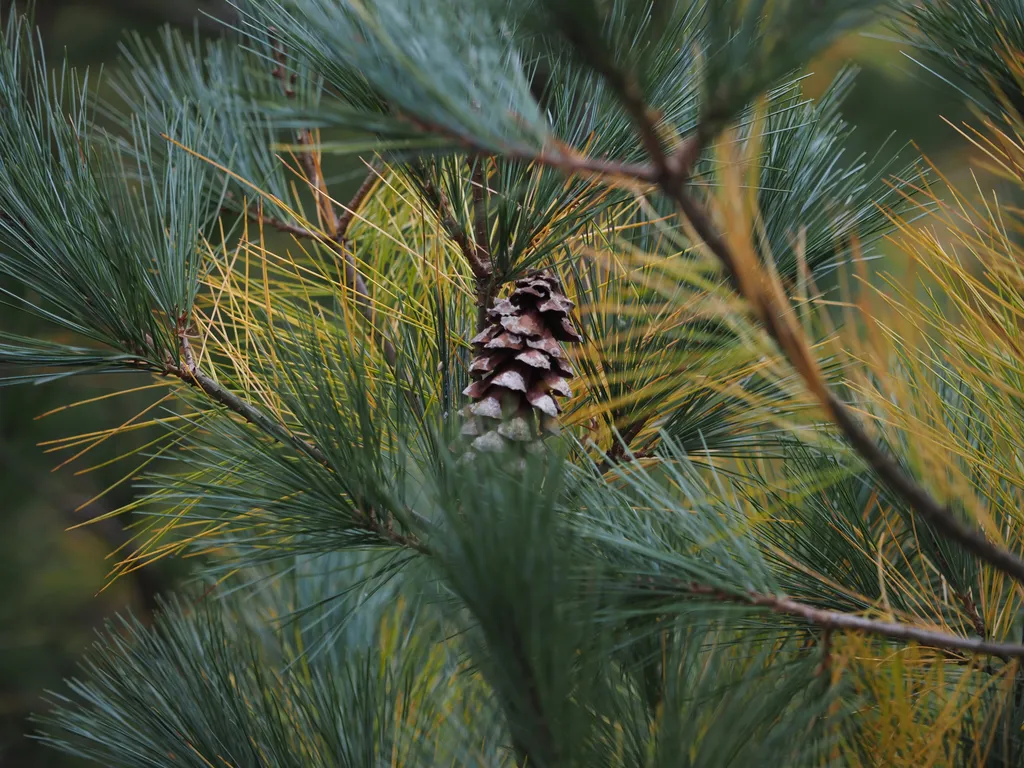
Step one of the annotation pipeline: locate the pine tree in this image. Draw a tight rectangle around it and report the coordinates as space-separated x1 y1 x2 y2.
3 0 1024 765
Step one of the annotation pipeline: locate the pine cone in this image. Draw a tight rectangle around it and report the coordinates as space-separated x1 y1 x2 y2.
460 271 581 457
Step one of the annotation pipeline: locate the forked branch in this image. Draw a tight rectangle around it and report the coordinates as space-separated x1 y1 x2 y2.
589 67 1024 589
416 169 493 330
270 38 404 379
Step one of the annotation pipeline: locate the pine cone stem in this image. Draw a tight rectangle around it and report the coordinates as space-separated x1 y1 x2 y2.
469 158 493 334
476 286 492 336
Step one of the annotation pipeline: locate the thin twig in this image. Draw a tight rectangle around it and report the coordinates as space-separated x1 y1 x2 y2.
233 199 317 240
677 178 1024 585
673 582 1024 660
593 67 670 180
336 162 381 243
820 388 1024 585
523 147 657 184
296 129 339 231
960 590 987 640
290 137 391 360
597 418 650 474
468 157 494 331
756 592 1023 659
173 328 329 467
237 197 387 348
163 327 428 553
928 539 988 639
418 172 494 329
422 176 477 265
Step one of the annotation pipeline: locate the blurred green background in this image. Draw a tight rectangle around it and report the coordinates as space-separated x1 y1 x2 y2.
0 3 978 766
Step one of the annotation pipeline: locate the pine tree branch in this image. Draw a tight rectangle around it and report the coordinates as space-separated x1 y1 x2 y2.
238 191 401 372
162 328 428 553
300 169 399 371
598 418 650 474
292 135 400 366
401 114 659 184
922 531 987 639
675 582 1024 660
494 145 657 183
232 200 318 240
296 129 340 230
172 327 329 468
821 385 1024 585
575 61 1024 590
417 174 474 262
674 171 1024 586
961 590 987 640
578 59 670 180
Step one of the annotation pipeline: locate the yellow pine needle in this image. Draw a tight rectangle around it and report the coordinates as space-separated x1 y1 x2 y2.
38 413 196 450
33 380 173 420
68 430 190 519
72 428 182 477
49 391 177 472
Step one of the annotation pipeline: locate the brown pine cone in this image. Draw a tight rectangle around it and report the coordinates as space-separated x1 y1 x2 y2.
460 271 582 457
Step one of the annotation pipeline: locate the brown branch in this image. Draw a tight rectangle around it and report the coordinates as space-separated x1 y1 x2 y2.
296 130 340 231
526 147 658 184
335 162 381 243
469 161 491 266
960 590 987 640
233 200 317 240
819 386 1024 585
173 328 329 468
163 328 428 554
235 198 389 356
675 582 1024 660
418 172 495 329
595 68 670 180
421 176 477 266
401 113 659 184
674 178 1024 585
597 417 651 474
926 537 988 639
